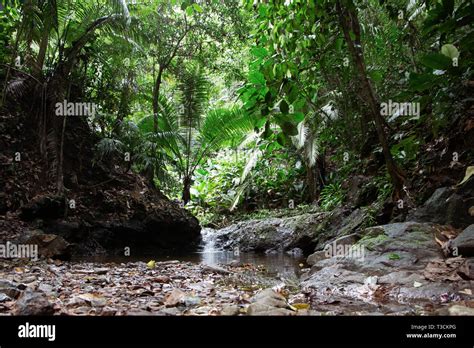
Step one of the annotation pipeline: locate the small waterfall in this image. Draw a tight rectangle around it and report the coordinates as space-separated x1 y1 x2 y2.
200 228 219 253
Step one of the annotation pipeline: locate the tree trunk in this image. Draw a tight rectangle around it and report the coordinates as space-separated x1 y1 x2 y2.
306 165 318 203
152 66 164 133
336 0 405 199
114 71 133 135
35 28 49 77
182 176 192 205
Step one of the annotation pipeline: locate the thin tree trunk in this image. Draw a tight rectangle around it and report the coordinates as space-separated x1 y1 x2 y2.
35 29 49 76
182 176 191 204
306 165 318 203
336 0 405 199
114 71 133 135
152 66 163 133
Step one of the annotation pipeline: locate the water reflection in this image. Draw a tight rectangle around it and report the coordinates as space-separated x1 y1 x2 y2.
74 228 305 278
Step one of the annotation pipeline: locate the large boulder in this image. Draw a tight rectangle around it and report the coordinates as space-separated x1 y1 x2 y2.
406 185 474 228
20 193 201 256
452 224 474 257
14 290 55 315
302 222 472 310
212 212 329 254
23 232 71 260
247 288 295 316
212 208 369 254
307 222 443 274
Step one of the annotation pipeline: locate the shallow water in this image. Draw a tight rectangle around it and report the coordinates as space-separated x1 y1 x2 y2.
73 228 305 277
76 251 304 277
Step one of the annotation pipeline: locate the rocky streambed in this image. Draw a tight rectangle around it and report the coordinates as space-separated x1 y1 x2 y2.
0 221 472 316
1 185 473 316
201 209 474 316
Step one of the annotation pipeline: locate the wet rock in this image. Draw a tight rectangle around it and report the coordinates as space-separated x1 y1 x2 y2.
307 251 327 266
0 293 12 302
0 279 21 299
212 209 368 254
452 224 474 257
211 206 376 257
247 288 294 316
220 305 240 316
24 233 70 260
164 288 186 307
286 247 304 257
14 290 55 315
201 264 231 275
406 187 474 228
447 305 474 316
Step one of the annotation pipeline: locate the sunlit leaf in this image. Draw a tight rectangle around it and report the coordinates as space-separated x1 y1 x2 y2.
458 166 474 186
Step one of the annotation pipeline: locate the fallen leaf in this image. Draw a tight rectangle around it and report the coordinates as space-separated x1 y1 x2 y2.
147 260 156 269
291 303 310 310
164 288 186 307
423 257 466 282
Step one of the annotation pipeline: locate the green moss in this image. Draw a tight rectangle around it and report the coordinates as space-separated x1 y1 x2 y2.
388 252 401 260
356 233 389 250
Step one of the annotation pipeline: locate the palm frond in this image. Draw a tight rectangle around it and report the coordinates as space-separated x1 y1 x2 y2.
178 65 209 130
96 137 124 159
199 108 256 149
291 121 308 150
240 149 262 184
305 134 319 168
107 0 131 25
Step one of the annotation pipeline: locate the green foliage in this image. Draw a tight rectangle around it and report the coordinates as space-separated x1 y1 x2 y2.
388 253 401 260
3 0 472 219
319 182 345 212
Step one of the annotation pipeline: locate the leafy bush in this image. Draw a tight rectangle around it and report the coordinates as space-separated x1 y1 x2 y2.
319 182 345 211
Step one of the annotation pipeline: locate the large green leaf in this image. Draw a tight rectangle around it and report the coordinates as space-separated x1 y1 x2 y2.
251 46 268 58
409 73 441 91
249 70 266 86
420 53 452 70
441 44 459 59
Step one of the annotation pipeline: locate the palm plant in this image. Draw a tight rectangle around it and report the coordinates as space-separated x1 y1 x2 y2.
138 66 256 204
290 111 322 202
